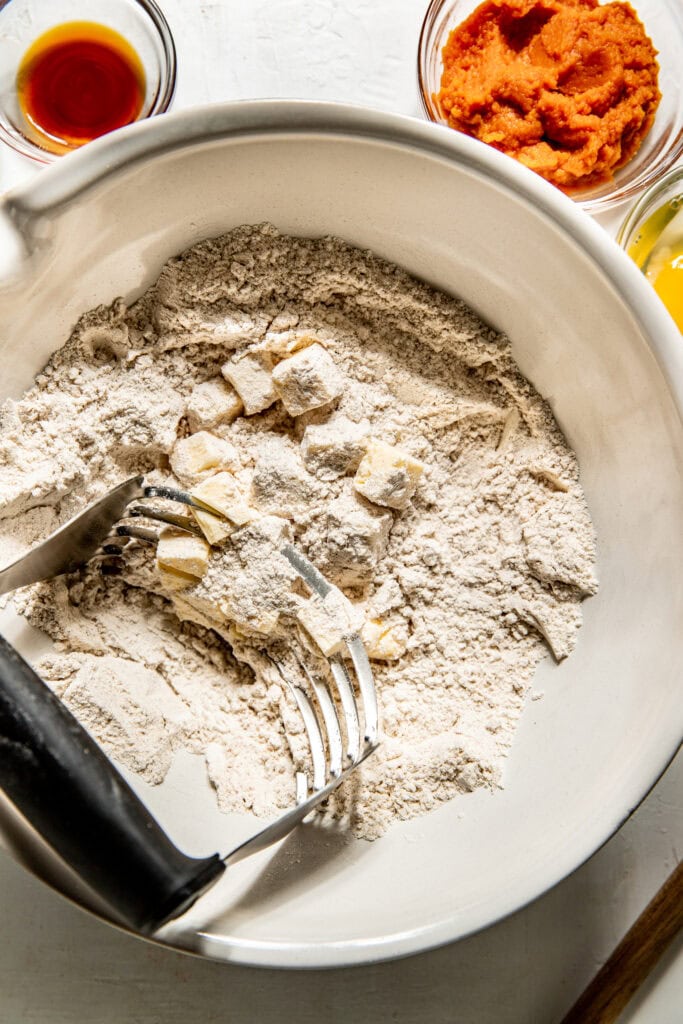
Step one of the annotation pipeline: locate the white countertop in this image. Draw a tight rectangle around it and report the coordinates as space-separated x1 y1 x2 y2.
0 2 681 1021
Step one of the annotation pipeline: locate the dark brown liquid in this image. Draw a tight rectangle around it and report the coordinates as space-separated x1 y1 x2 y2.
17 21 145 154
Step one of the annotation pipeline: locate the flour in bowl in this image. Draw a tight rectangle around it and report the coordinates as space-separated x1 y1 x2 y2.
0 224 597 839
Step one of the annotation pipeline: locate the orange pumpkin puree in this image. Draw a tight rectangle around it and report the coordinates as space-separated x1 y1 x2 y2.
437 0 661 190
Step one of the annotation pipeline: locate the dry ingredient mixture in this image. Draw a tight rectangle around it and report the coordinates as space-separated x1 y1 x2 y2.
437 0 661 191
0 224 597 839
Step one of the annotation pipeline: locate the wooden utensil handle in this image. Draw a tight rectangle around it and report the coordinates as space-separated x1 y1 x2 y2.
560 859 683 1024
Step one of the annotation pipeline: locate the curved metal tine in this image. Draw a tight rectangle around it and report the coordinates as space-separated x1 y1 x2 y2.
98 535 131 555
127 502 204 537
222 758 360 868
143 485 229 520
280 544 332 599
328 655 362 765
89 554 125 576
345 633 379 748
295 657 343 779
115 523 162 544
0 475 145 599
279 544 364 765
143 484 195 505
290 686 327 795
268 656 327 801
295 772 308 806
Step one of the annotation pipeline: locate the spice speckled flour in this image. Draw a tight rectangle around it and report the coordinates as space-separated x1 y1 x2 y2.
0 224 597 839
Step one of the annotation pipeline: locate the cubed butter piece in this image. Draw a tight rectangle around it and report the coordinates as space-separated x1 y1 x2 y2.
250 439 317 518
191 509 234 546
261 331 318 358
230 513 292 555
171 593 227 633
157 565 195 593
354 440 424 510
186 378 243 433
271 343 344 416
296 589 364 657
226 597 281 638
192 472 255 526
170 431 238 484
361 619 408 660
315 489 392 587
156 529 211 579
300 416 369 480
222 351 277 416
198 516 295 638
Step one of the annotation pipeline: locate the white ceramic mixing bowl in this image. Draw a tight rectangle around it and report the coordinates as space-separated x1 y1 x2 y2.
0 102 681 968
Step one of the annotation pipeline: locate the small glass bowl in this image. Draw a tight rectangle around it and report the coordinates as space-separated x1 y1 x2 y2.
616 165 683 331
418 0 683 214
0 0 176 163
617 164 683 252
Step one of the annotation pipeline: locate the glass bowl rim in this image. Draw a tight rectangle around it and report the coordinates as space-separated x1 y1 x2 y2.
616 164 683 249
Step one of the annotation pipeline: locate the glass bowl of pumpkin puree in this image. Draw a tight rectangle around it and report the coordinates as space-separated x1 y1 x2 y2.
418 0 683 213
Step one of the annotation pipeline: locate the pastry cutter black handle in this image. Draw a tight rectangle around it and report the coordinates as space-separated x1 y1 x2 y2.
0 633 225 933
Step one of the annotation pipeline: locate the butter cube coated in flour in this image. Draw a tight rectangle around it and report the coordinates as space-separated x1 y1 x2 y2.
156 529 211 579
261 330 318 359
316 489 392 587
190 473 255 545
300 416 370 480
157 565 195 593
250 439 317 518
296 589 364 657
192 472 255 525
361 618 408 661
231 513 292 555
213 516 296 637
171 592 228 634
190 509 233 546
186 378 243 433
221 351 277 416
271 343 344 416
354 440 425 510
170 431 238 484
227 599 281 638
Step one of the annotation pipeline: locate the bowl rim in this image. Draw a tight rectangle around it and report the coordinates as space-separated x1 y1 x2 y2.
1 99 682 967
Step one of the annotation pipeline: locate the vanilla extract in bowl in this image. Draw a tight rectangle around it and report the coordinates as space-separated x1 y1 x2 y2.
0 0 176 163
16 21 146 155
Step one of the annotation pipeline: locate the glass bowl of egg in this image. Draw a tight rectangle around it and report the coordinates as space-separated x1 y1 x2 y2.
617 165 683 332
0 0 176 163
418 0 683 213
